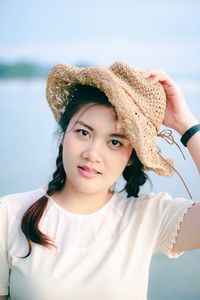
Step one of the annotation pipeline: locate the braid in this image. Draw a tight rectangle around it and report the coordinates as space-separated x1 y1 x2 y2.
20 144 66 258
47 144 66 196
122 149 150 198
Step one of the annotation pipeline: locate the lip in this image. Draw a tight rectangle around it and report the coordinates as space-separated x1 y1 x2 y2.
78 165 101 174
78 166 101 178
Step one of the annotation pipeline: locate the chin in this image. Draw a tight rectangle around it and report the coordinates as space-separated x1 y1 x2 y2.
78 183 110 195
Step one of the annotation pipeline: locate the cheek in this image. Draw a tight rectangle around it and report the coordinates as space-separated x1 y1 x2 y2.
63 134 79 158
63 135 73 148
121 146 132 160
112 148 132 168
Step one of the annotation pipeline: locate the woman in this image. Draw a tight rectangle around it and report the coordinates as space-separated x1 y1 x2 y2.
0 61 199 300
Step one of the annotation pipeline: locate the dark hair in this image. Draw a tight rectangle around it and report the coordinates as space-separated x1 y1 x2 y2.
20 84 150 258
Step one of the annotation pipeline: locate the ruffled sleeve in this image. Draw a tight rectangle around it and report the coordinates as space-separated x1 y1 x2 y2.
152 192 196 258
0 196 10 296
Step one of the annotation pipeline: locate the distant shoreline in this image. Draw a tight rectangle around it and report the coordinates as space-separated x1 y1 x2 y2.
0 61 93 79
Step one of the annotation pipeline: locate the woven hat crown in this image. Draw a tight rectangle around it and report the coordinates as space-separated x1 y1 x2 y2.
109 61 166 130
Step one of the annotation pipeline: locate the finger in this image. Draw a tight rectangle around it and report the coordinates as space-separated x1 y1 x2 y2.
142 72 172 84
146 75 161 84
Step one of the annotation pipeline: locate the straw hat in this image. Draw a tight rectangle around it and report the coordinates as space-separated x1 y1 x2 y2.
46 61 174 176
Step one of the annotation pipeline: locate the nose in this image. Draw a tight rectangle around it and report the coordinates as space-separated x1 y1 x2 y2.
81 141 102 163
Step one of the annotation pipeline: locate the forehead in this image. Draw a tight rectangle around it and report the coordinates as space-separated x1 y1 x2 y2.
70 104 126 133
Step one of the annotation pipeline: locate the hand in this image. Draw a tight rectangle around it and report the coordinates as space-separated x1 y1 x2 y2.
136 68 198 135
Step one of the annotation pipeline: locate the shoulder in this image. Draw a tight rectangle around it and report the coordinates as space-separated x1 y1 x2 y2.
0 186 46 221
116 190 194 217
115 190 171 207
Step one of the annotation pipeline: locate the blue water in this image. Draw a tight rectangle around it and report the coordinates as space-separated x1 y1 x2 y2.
0 79 199 299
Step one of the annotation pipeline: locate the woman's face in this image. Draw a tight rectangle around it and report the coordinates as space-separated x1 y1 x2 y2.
62 104 133 195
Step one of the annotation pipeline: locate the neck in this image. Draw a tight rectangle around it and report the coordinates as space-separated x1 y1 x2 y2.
51 182 114 215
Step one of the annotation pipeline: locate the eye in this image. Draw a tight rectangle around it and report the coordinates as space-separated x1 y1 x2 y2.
110 140 123 147
75 129 90 137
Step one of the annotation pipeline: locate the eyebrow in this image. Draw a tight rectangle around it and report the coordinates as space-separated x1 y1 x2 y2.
74 120 129 140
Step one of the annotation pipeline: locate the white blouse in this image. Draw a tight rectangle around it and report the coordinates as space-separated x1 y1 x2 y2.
0 186 195 300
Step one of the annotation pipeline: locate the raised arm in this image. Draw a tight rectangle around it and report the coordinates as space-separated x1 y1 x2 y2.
141 69 200 252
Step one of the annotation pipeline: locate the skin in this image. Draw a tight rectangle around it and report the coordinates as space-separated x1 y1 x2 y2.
52 105 132 214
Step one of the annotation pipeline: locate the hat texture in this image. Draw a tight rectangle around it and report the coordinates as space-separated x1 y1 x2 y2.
46 61 174 176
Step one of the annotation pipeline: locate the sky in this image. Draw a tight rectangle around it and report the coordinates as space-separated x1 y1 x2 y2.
1 0 200 75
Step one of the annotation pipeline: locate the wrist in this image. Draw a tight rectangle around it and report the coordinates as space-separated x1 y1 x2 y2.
175 117 199 136
180 123 200 147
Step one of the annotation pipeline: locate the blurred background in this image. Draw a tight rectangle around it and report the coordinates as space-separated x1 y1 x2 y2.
0 0 200 299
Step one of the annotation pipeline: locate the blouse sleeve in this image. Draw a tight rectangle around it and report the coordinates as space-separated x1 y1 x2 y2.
0 196 10 296
152 192 196 259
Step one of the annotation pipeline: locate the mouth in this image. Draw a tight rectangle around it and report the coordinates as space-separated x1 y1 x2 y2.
78 166 102 175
